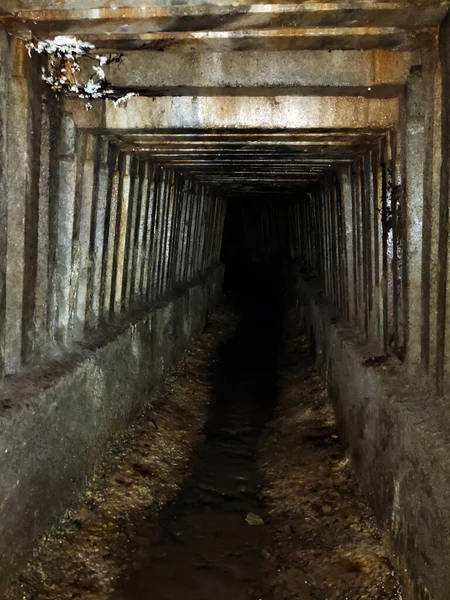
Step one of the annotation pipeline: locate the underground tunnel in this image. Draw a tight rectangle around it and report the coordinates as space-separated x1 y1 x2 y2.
1 1 450 599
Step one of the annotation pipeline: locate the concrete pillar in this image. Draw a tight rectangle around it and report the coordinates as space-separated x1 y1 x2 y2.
168 175 183 289
114 153 131 314
124 156 140 309
196 187 207 277
339 165 356 323
101 148 120 320
382 133 397 350
404 67 426 367
424 48 442 386
134 160 149 301
360 153 374 339
379 137 390 351
204 192 218 270
320 185 330 297
153 168 166 299
4 39 31 371
161 172 176 294
72 134 97 340
54 111 79 345
353 159 365 334
189 183 200 280
182 180 195 282
326 184 334 301
176 179 189 284
157 169 169 296
147 166 160 301
0 27 9 375
87 137 110 326
437 17 450 395
142 162 156 300
312 192 322 280
34 94 52 357
146 164 159 301
370 145 385 349
335 178 346 316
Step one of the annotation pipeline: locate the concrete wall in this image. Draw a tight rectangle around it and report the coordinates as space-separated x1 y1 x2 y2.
0 30 227 375
0 264 224 594
0 26 228 591
293 269 450 600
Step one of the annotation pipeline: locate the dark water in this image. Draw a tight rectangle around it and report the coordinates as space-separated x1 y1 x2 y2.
113 279 284 600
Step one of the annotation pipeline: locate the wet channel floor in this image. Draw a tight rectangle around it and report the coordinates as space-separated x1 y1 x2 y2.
5 296 402 600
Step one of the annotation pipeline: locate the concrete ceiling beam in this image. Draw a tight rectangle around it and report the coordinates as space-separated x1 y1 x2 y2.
17 27 434 52
93 49 412 95
2 2 447 31
67 95 399 131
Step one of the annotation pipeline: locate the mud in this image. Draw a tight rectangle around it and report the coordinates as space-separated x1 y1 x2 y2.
4 298 401 600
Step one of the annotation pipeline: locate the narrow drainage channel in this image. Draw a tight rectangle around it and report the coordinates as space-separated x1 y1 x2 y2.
5 293 401 600
111 287 283 600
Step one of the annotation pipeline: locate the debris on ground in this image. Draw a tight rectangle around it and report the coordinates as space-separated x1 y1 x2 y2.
4 303 401 600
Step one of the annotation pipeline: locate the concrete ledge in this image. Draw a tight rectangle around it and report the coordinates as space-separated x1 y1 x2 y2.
295 272 450 600
0 264 223 593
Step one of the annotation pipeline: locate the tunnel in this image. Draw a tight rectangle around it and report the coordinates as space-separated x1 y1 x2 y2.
0 2 450 599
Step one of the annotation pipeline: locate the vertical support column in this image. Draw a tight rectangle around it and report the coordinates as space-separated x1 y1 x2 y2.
362 153 373 338
322 186 329 296
437 18 450 395
168 175 183 289
335 177 346 315
189 183 200 280
114 153 131 314
197 187 207 277
176 179 188 284
72 134 96 339
216 195 227 265
339 165 355 322
313 191 322 280
162 172 176 294
4 39 30 371
124 156 140 309
182 181 194 281
371 144 384 349
54 112 78 345
381 136 394 352
404 68 426 368
155 169 168 297
327 184 334 300
87 137 110 326
204 192 217 271
101 147 120 319
419 44 442 388
142 163 156 300
192 185 202 279
354 160 365 333
148 166 162 301
134 160 149 302
34 94 52 357
66 131 87 340
0 27 9 374
309 198 316 273
329 182 338 306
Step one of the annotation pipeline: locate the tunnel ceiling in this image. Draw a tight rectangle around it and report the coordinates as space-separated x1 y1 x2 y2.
1 1 447 51
105 130 387 194
1 0 446 195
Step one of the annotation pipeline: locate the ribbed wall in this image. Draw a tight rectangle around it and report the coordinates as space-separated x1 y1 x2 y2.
0 39 226 375
291 136 401 357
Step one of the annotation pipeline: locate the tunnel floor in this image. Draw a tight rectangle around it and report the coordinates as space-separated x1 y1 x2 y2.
6 300 401 600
